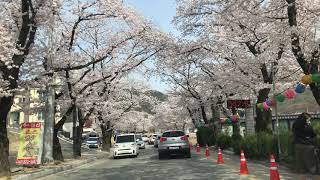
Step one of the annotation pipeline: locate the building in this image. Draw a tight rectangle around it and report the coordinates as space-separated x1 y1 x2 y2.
8 88 47 127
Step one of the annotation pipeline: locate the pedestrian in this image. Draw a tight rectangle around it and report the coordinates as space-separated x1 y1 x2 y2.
292 112 318 174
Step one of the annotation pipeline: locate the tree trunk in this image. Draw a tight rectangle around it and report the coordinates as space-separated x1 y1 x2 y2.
186 107 196 127
0 96 14 176
210 102 220 135
199 101 208 124
255 88 272 133
53 128 63 161
52 106 73 161
101 122 112 152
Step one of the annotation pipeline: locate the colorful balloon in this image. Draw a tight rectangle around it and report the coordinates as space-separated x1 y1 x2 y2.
265 99 274 106
262 102 270 111
257 103 263 110
311 73 320 83
295 84 306 94
284 89 296 100
275 94 285 102
301 74 312 85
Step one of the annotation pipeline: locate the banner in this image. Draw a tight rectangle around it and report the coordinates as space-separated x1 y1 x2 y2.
16 122 43 165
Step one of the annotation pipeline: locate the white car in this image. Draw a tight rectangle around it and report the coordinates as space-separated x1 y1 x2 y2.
113 134 139 159
135 134 146 149
142 135 149 142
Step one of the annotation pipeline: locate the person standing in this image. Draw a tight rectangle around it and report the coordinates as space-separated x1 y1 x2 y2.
292 112 318 174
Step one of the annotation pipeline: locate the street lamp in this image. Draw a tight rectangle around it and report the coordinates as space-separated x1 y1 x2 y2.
271 61 281 160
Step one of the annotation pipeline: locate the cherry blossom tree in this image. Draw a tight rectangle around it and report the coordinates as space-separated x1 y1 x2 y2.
0 0 55 175
173 0 302 132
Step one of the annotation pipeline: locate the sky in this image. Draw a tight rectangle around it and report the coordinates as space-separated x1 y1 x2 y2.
124 0 178 93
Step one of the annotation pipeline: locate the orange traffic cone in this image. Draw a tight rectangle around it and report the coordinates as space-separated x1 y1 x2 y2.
240 150 249 175
196 144 200 153
270 154 280 180
217 148 224 164
205 144 210 157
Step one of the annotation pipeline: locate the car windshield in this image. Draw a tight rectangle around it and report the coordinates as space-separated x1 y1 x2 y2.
136 135 142 140
116 135 135 143
87 137 98 141
162 131 185 137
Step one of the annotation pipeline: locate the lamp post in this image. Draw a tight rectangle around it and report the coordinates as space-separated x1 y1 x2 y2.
271 61 281 160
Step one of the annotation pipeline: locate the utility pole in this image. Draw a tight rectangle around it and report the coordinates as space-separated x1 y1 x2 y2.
42 1 57 164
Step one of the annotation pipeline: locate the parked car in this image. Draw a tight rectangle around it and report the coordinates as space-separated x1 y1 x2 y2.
135 134 146 149
148 134 159 145
154 134 161 148
86 137 100 148
158 130 190 159
142 134 149 142
113 134 139 159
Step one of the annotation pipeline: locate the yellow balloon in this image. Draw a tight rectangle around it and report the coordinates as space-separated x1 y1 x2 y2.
301 75 312 85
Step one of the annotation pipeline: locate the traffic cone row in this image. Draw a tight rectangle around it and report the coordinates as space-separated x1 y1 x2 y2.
270 154 280 180
191 144 281 179
240 150 249 175
196 143 200 153
205 144 210 157
217 148 224 164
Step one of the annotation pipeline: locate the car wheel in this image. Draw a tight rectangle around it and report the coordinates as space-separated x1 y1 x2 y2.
186 151 191 158
159 152 165 159
113 156 118 159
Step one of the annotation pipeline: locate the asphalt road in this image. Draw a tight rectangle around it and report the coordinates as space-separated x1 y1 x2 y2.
36 145 266 180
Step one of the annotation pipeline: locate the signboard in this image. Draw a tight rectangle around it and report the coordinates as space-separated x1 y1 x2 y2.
16 122 43 165
227 100 251 109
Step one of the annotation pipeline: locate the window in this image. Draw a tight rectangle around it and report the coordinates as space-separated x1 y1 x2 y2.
37 112 44 121
135 135 142 140
162 131 185 137
87 137 99 141
116 135 135 143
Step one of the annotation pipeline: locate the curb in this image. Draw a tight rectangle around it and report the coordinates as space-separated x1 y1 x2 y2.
13 155 108 180
214 148 291 172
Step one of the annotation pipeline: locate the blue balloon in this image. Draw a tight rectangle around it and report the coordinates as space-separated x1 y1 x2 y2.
295 84 306 94
266 99 272 106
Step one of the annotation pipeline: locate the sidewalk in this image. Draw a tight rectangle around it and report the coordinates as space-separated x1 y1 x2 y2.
10 151 109 180
6 134 110 180
192 146 320 180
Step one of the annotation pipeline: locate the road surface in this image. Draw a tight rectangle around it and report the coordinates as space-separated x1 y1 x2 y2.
35 145 318 180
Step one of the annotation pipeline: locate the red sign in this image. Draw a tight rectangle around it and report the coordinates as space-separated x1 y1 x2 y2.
227 100 251 109
21 122 41 128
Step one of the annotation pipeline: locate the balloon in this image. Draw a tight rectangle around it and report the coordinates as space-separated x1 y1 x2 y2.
295 84 306 94
311 73 320 83
266 99 276 107
284 89 296 100
262 102 270 111
275 94 285 102
301 75 312 85
257 103 263 110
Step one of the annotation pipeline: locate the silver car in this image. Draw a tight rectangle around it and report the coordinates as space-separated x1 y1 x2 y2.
154 134 161 148
158 130 190 159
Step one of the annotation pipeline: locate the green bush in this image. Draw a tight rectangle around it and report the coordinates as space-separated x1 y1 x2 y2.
196 126 216 147
231 134 242 155
216 133 232 150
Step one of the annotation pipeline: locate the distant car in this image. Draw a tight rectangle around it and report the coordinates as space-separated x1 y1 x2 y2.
113 134 139 159
158 130 190 159
154 134 161 148
86 137 100 148
135 134 146 149
142 135 149 142
148 134 158 145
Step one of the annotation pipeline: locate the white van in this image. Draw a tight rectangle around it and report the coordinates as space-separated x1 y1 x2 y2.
113 134 139 159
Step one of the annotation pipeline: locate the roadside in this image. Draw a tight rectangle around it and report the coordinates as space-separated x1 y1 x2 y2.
195 146 320 180
6 130 110 180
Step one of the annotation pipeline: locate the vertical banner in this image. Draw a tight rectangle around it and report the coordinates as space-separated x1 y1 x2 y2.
16 122 43 165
